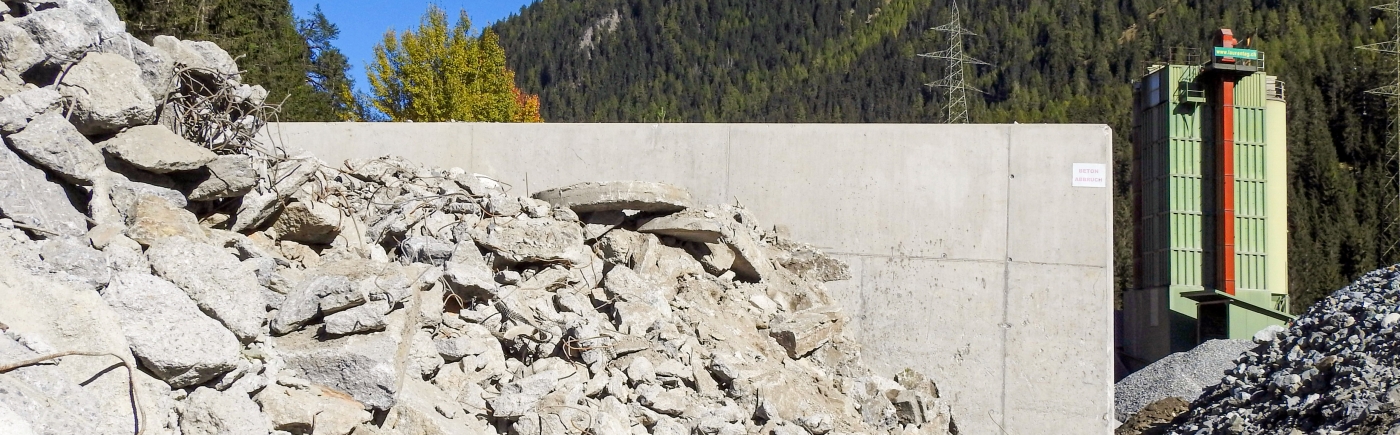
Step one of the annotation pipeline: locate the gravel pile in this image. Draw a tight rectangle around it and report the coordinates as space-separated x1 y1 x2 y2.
1114 339 1257 421
1163 265 1400 434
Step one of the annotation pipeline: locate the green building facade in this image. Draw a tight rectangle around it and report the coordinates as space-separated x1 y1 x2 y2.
1122 62 1292 369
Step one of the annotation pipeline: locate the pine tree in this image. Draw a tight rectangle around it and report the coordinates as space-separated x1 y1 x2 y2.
368 5 543 123
296 5 358 121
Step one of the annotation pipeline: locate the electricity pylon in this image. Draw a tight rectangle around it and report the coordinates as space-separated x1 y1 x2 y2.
919 0 989 124
1359 0 1400 257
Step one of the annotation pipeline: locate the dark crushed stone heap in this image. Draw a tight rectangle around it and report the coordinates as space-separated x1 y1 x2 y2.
1164 265 1400 435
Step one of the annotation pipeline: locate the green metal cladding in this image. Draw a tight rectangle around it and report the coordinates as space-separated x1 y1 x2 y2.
1125 64 1291 366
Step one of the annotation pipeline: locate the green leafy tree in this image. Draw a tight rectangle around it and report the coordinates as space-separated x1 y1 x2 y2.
368 5 542 122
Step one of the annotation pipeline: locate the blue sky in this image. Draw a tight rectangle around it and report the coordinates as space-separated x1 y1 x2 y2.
288 0 538 89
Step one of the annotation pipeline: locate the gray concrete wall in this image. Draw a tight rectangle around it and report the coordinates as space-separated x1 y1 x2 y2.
264 123 1116 434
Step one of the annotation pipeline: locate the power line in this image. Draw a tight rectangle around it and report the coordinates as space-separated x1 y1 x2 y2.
919 0 989 124
1359 0 1400 258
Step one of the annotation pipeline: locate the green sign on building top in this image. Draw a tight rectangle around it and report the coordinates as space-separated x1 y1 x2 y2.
1214 47 1259 60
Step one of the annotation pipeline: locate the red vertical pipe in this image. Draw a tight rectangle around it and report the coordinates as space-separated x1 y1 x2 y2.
1220 77 1237 296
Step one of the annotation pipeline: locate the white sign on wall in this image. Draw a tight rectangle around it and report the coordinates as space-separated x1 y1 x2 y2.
1072 163 1108 188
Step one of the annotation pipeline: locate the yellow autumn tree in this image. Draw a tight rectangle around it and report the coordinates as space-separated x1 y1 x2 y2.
367 6 542 122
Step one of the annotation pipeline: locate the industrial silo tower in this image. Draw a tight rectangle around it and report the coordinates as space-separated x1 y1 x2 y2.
1122 29 1293 369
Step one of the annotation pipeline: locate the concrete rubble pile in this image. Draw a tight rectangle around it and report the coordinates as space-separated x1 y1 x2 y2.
0 1 959 434
1161 265 1400 434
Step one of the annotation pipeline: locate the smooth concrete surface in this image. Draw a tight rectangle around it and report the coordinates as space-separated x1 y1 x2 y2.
264 122 1115 434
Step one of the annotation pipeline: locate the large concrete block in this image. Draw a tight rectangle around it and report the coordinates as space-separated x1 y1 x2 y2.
727 124 1010 261
1008 125 1113 266
1003 261 1114 434
857 257 1006 435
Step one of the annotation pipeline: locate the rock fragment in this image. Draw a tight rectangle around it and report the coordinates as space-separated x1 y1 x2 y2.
58 52 156 135
0 145 87 237
532 181 694 213
0 87 60 133
101 273 240 388
100 125 218 173
5 111 104 185
269 201 344 245
639 212 725 243
178 387 274 435
146 236 265 341
181 155 257 201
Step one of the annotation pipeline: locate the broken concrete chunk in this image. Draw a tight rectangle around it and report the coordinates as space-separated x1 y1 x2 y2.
638 213 725 244
0 87 60 133
98 33 176 101
6 111 105 185
580 210 626 240
0 22 44 75
146 236 265 341
272 275 353 335
39 237 109 289
768 310 843 359
724 229 775 282
279 325 402 411
124 194 207 246
100 125 218 173
488 371 561 418
58 52 156 135
11 8 97 66
101 273 241 388
254 383 371 435
182 155 257 201
475 217 589 266
323 299 390 336
0 145 87 237
269 201 344 245
107 177 187 220
152 36 239 84
532 181 694 213
400 236 455 266
178 387 273 435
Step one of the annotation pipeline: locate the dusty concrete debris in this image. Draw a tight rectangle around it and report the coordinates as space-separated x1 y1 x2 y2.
6 110 104 185
0 22 43 75
532 180 694 213
179 387 273 435
269 200 343 245
0 87 59 133
181 154 257 201
100 125 218 173
12 8 97 65
147 236 266 341
102 273 240 388
0 3 958 432
58 52 155 135
0 145 87 237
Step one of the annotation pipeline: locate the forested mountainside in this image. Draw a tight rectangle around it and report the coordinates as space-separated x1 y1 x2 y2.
492 0 1400 311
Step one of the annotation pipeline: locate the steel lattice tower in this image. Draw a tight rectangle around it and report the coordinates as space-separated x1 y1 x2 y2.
919 0 989 124
1359 0 1400 256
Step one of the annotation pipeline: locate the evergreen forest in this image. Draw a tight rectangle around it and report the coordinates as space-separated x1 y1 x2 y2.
490 0 1400 312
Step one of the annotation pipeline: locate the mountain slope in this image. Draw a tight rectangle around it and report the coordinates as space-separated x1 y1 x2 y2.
492 0 1400 311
